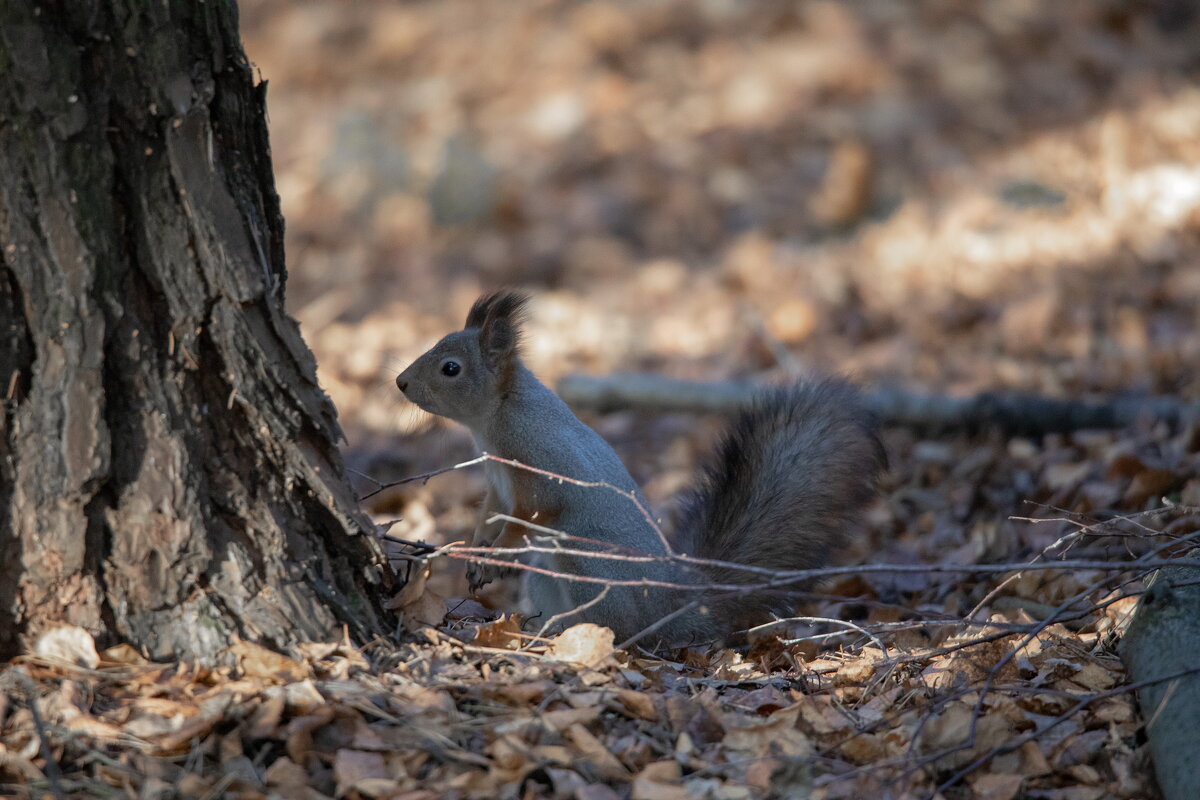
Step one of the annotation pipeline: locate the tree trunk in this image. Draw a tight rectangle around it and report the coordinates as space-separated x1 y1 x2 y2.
1118 553 1200 800
0 0 392 662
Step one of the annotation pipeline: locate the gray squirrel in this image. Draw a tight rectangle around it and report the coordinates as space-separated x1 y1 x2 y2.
395 292 885 646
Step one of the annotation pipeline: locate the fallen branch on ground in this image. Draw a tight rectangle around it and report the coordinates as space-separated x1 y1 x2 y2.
557 373 1200 434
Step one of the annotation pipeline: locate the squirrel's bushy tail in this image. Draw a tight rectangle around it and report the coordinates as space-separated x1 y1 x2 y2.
676 379 886 627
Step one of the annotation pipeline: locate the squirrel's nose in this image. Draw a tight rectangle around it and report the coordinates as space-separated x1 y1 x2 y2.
395 375 408 393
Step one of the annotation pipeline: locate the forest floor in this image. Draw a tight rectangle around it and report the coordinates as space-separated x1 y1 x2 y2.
4 1 1200 798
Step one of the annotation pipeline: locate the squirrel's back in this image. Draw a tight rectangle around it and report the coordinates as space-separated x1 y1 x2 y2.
675 380 886 628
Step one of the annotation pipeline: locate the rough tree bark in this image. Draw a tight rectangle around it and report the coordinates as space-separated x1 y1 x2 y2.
0 1 391 662
1118 553 1200 800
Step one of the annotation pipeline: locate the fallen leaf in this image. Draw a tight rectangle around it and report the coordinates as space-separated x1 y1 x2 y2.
969 773 1023 800
473 615 525 649
548 623 615 667
101 643 153 667
565 723 629 780
334 749 388 797
576 785 622 800
722 706 810 759
247 691 287 739
632 761 687 800
613 688 658 721
227 639 308 683
34 625 99 669
264 755 310 790
286 706 337 765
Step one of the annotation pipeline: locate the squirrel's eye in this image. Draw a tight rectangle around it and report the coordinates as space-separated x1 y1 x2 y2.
441 360 461 377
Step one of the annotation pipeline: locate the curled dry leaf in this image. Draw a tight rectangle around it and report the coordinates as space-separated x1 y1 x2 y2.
334 748 389 797
387 562 448 629
969 772 1024 800
473 614 525 649
613 688 658 721
227 638 308 683
565 722 630 780
721 705 810 760
100 643 153 667
33 624 100 669
631 760 688 800
547 623 616 667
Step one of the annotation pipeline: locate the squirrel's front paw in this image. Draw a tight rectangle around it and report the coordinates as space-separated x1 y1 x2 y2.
467 561 519 593
467 562 492 593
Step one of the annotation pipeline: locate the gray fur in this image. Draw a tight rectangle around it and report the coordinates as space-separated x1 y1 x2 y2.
675 382 887 630
396 293 884 647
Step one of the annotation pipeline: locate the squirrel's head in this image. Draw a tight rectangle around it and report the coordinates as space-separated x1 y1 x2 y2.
395 291 529 427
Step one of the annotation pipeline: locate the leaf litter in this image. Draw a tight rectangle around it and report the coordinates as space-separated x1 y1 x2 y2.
6 0 1200 797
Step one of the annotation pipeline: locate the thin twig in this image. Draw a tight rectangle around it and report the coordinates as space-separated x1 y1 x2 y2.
536 585 613 640
934 664 1200 796
7 669 66 800
748 616 888 654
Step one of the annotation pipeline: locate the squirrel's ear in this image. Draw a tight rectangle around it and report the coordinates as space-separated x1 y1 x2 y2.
470 291 529 390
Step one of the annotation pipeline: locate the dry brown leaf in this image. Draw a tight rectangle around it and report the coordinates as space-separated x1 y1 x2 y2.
709 649 762 681
154 698 233 752
247 691 287 740
540 706 600 733
386 563 448 629
264 755 312 790
548 623 616 667
286 706 337 765
1072 661 1118 691
576 784 623 800
797 695 848 735
810 140 874 227
834 657 875 686
1124 466 1177 506
969 773 1023 800
284 680 328 714
736 685 793 716
492 680 554 705
1092 698 1135 724
64 715 126 740
1015 740 1052 777
334 748 389 797
387 562 430 609
296 641 340 661
124 712 182 740
613 688 658 721
33 624 99 669
531 744 573 766
565 723 629 780
227 639 308 683
101 643 153 667
841 733 886 763
744 757 783 791
722 706 810 759
916 702 1012 768
631 760 688 800
0 750 45 782
401 588 448 629
473 614 525 649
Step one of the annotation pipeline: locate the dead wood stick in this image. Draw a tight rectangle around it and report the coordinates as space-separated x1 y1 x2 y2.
557 373 1200 435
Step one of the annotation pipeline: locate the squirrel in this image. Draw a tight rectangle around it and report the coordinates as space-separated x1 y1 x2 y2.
395 291 886 647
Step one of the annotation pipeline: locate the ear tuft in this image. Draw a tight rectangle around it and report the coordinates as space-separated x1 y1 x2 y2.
467 291 530 391
465 291 530 332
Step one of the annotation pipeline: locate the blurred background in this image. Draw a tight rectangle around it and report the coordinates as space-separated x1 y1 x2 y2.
239 1 1200 597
